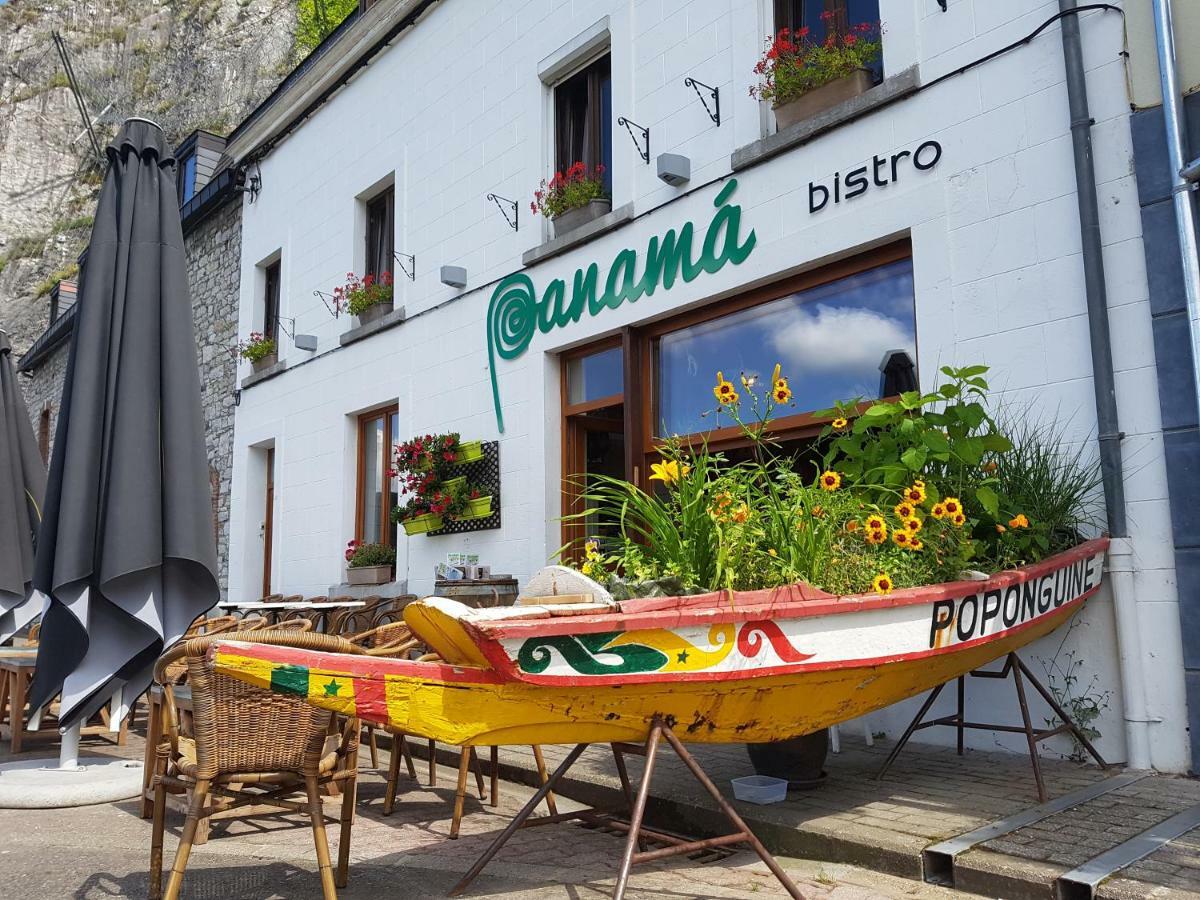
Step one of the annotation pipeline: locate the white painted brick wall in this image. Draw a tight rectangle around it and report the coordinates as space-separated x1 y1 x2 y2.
229 0 1189 770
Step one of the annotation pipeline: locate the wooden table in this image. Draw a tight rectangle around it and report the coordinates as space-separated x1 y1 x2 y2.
217 600 366 632
432 578 518 608
0 650 127 753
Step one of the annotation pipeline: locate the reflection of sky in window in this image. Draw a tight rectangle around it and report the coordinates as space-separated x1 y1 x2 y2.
568 346 623 404
656 259 915 437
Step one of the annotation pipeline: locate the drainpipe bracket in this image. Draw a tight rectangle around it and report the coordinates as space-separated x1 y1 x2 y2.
1070 115 1096 130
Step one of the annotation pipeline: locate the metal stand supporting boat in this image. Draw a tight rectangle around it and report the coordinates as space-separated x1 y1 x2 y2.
449 715 806 900
876 652 1109 802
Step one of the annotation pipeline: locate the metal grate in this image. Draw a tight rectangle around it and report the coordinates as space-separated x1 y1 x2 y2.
428 440 501 536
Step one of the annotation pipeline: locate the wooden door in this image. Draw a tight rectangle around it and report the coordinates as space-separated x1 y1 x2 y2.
262 447 274 598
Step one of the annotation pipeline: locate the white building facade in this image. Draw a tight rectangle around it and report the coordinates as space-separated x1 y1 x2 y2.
222 0 1195 772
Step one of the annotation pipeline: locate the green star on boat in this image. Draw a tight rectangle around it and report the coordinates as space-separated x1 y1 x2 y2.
324 679 342 696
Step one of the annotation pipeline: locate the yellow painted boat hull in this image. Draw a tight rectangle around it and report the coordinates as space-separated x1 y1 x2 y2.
212 597 1079 746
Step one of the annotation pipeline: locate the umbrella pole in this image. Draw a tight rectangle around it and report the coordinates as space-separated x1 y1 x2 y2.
58 722 81 770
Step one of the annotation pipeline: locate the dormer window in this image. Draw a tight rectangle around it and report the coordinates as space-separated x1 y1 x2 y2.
178 152 198 205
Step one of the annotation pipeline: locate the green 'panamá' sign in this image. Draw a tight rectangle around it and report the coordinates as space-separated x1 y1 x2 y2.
486 178 757 432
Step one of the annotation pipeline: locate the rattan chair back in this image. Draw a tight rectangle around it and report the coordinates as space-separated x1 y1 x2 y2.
156 631 363 780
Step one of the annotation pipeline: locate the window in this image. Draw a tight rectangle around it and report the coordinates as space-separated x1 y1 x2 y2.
560 243 915 547
357 406 400 549
555 54 612 195
178 152 198 205
263 259 281 343
365 187 394 281
774 0 882 80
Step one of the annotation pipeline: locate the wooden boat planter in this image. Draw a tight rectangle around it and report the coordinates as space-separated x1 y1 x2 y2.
212 538 1108 748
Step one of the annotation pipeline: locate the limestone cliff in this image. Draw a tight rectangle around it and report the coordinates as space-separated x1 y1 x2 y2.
0 0 302 355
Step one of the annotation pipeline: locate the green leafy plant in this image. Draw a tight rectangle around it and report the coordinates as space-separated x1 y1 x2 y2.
750 16 882 107
334 270 394 317
531 162 609 219
294 0 358 58
1039 625 1111 762
344 540 395 568
237 332 276 363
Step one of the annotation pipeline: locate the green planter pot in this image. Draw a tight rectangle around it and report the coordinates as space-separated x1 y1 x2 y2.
441 476 467 493
402 513 444 535
454 495 493 521
454 441 484 464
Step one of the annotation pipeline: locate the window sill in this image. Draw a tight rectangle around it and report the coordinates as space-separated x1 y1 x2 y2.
339 304 407 347
731 66 921 173
522 202 635 267
240 358 287 389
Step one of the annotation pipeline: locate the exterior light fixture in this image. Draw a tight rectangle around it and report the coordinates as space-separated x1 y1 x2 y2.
294 334 318 352
656 153 691 187
441 265 467 288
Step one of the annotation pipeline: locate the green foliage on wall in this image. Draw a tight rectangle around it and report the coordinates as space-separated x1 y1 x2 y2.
294 0 358 58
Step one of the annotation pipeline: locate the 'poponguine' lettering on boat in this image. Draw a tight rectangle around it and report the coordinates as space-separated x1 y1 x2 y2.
928 554 1098 648
486 179 756 432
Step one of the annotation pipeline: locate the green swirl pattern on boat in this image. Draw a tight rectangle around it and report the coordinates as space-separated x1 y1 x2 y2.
517 632 667 675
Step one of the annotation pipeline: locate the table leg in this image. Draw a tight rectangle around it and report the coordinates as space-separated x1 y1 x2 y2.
9 668 26 754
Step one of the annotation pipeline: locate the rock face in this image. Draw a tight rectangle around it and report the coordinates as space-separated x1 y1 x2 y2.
0 0 300 356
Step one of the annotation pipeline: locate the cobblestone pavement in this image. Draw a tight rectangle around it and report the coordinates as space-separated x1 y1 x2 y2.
487 733 1200 897
0 736 959 900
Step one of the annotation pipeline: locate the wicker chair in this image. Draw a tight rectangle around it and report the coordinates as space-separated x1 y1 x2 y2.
148 630 364 900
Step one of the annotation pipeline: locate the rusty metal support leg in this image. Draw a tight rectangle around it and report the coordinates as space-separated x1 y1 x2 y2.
1011 654 1049 803
877 681 946 780
1015 655 1109 768
449 743 589 897
613 720 664 900
611 743 646 852
657 724 806 900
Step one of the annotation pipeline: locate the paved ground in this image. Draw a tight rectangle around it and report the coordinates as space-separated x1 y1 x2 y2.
0 732 959 900
481 732 1200 898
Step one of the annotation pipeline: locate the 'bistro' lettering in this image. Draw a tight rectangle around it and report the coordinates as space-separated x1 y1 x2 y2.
928 555 1098 648
809 140 943 214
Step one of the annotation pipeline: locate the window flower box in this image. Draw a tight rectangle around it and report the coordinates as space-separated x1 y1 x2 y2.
355 298 394 326
773 68 873 131
334 271 395 326
552 199 611 237
455 495 493 521
346 564 392 585
402 513 444 535
250 350 278 374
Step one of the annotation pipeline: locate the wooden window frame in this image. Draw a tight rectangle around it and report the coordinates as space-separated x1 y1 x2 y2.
558 240 914 547
263 259 281 344
355 405 400 548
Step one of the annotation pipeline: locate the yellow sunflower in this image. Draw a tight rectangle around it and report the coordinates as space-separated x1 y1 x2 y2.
904 517 922 534
713 371 738 405
819 470 842 492
872 573 894 595
866 529 887 545
865 514 886 533
931 502 947 519
904 483 927 504
831 417 849 430
951 512 967 527
1009 513 1030 528
894 501 915 519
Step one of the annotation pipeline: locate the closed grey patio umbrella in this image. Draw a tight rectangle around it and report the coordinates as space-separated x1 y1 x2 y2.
28 118 219 728
0 330 47 642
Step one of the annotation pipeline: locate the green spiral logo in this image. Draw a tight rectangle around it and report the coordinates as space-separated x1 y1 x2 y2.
487 273 539 434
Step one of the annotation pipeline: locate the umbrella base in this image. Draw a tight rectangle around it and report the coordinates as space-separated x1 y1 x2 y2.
0 757 142 808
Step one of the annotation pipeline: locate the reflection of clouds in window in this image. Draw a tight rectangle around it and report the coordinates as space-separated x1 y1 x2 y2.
771 303 914 375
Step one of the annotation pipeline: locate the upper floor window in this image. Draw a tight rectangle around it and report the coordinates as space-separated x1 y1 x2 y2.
555 54 612 195
365 187 394 280
177 152 198 205
263 259 281 343
773 0 883 80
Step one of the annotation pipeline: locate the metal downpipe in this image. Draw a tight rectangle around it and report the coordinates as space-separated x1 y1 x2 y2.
1057 0 1151 769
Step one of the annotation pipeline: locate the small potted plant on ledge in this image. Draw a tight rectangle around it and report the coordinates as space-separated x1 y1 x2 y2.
344 539 395 585
750 15 882 132
238 332 277 374
335 270 394 326
531 162 610 237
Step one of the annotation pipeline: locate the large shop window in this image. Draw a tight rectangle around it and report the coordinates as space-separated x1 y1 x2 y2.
559 244 915 548
555 54 613 195
262 259 281 344
773 0 882 80
356 406 400 548
365 187 394 280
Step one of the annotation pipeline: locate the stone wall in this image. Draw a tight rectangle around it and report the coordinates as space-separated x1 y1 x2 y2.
18 196 241 601
185 200 242 602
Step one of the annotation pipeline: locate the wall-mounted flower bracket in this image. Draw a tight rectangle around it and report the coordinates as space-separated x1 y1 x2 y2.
273 315 295 339
618 117 650 164
487 193 519 231
314 289 340 318
684 77 720 126
393 251 416 281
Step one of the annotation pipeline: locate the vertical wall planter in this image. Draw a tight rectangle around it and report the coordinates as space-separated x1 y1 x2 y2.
429 441 502 536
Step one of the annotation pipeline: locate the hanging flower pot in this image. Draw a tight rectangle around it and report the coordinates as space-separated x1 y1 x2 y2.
455 495 493 521
454 440 484 465
402 513 444 535
441 476 467 493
